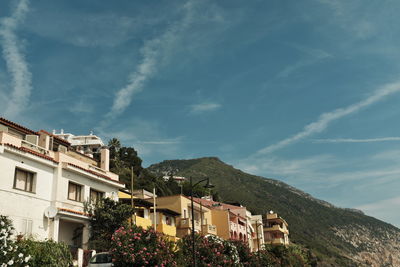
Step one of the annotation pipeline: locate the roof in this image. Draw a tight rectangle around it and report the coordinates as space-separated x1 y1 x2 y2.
67 163 124 185
58 208 89 217
192 197 245 211
151 208 181 217
119 197 153 208
229 210 247 221
3 143 59 164
0 117 37 135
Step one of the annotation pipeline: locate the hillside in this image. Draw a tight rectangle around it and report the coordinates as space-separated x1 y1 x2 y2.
148 157 400 266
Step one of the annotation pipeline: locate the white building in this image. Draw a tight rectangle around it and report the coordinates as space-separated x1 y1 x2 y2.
53 130 104 157
162 175 186 183
0 117 124 250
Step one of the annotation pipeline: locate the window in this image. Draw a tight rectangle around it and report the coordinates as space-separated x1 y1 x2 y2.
21 219 33 236
90 189 104 203
68 182 83 202
14 168 35 193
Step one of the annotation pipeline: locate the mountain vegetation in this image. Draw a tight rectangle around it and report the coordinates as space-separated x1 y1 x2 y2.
148 157 400 266
104 139 400 266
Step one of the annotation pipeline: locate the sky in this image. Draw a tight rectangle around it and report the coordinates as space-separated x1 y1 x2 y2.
1 0 400 227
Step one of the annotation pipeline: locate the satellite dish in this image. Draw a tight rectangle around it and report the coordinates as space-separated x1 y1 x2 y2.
44 206 58 219
269 210 274 214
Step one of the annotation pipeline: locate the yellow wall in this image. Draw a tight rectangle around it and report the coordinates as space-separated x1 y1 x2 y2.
155 195 183 215
155 195 212 222
135 216 152 229
211 209 230 239
156 223 176 237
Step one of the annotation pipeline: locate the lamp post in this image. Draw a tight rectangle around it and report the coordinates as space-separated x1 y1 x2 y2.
190 176 214 267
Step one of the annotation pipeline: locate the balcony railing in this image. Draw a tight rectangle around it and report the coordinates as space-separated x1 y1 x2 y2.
156 223 176 237
201 224 217 235
134 216 152 229
271 238 285 245
178 218 201 230
230 221 238 231
21 140 47 154
265 224 288 233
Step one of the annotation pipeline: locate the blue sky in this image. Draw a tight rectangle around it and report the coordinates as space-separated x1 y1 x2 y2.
1 0 400 227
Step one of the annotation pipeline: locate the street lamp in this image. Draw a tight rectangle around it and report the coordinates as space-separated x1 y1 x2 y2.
190 176 214 267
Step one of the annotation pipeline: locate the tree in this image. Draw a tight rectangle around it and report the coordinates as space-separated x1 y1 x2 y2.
85 198 134 251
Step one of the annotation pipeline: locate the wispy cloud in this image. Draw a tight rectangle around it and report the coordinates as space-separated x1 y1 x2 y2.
104 0 200 121
137 139 182 145
257 81 400 154
190 102 221 114
97 118 183 160
0 0 31 118
278 45 332 78
314 137 400 143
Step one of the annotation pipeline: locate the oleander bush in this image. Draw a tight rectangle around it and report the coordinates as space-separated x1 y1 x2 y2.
176 234 240 267
110 225 177 267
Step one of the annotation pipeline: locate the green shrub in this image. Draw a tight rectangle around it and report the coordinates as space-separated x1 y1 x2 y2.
18 239 72 267
85 197 133 251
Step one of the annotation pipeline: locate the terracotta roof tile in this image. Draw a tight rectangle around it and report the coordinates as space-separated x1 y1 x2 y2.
67 163 124 185
3 143 58 163
58 208 89 217
0 117 37 135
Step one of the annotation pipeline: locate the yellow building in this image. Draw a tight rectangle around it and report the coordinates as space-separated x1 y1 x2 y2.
118 191 153 229
150 208 180 242
118 191 180 240
154 195 217 238
263 212 289 246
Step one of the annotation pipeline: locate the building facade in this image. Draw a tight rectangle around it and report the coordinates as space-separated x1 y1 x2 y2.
263 212 290 246
0 117 124 250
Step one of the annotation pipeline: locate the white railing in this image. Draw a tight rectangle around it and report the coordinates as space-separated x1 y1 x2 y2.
21 140 47 154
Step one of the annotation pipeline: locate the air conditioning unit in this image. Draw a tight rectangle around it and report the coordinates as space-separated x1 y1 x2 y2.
25 135 39 145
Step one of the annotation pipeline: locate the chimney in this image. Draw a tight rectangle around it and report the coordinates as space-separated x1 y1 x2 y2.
38 131 51 150
100 147 110 171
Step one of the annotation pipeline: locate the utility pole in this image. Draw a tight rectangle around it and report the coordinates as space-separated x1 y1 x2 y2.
153 187 157 228
130 166 134 227
190 177 197 267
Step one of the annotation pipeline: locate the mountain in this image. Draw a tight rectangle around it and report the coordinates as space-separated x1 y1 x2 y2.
148 157 400 267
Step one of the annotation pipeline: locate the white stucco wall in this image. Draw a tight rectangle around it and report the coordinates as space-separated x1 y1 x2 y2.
0 148 56 240
0 144 121 246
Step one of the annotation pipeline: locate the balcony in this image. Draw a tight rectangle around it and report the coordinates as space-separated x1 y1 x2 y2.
156 223 176 237
177 218 201 231
201 224 217 235
238 224 246 232
21 140 47 154
134 216 152 229
265 224 288 234
230 221 238 231
270 238 285 245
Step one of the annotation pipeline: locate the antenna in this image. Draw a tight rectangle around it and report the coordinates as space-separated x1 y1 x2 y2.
44 206 57 219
